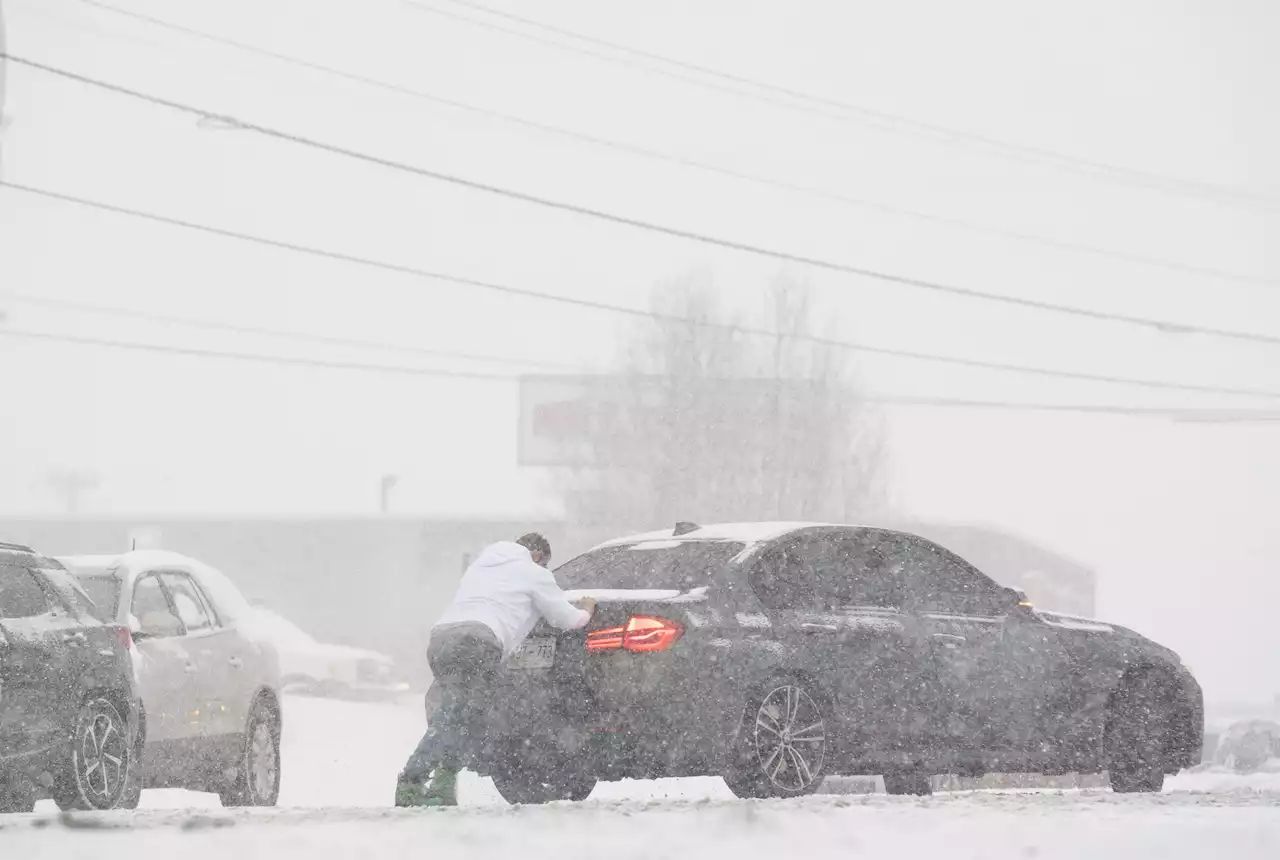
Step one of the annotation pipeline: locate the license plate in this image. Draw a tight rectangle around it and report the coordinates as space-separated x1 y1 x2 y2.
509 637 556 670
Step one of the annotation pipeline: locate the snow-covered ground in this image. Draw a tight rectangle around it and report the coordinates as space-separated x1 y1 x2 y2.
3 694 1278 859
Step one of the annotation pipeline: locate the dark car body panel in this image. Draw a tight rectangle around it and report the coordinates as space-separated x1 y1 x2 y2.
0 547 140 799
465 524 1204 785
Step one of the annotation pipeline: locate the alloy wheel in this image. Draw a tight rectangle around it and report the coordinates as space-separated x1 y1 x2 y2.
73 701 130 808
753 684 826 792
247 720 278 802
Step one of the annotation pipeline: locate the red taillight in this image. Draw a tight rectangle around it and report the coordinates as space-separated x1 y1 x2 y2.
110 625 133 651
586 616 683 653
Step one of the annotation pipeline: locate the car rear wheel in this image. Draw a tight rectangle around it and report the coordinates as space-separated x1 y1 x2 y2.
724 680 829 799
0 776 36 814
1106 671 1170 794
54 696 134 811
883 773 933 796
219 701 281 807
491 770 596 805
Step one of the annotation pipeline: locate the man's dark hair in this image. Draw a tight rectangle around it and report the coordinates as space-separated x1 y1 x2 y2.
516 532 551 558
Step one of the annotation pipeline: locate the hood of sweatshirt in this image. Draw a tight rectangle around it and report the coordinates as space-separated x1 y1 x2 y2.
472 541 536 570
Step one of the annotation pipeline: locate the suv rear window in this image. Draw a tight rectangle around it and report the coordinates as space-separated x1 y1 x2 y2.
556 541 745 590
0 564 53 618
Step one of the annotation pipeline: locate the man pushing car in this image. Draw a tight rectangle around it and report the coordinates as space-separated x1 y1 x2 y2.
395 533 595 807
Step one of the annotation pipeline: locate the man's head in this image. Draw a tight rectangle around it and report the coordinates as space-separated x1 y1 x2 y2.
516 532 552 567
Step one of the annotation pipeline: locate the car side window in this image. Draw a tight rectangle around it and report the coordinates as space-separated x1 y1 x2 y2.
0 564 54 619
750 533 903 612
822 533 904 608
750 541 820 613
161 573 214 634
132 574 184 638
897 540 1008 616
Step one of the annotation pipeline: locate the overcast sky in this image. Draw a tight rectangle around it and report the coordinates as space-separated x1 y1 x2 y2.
1 0 1278 703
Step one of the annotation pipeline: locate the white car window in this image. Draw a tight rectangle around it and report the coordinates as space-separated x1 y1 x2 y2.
132 574 183 638
161 573 214 633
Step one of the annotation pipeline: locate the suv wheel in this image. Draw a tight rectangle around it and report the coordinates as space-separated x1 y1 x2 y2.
54 696 133 811
219 701 281 807
724 680 829 799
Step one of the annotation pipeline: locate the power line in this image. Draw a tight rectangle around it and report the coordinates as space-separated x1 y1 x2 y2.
0 289 583 371
66 0 1279 289
0 328 514 380
6 178 1280 402
5 326 1279 422
410 0 1278 211
7 54 1280 350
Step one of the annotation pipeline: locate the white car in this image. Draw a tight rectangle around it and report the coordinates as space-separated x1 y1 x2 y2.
244 607 407 700
59 551 283 808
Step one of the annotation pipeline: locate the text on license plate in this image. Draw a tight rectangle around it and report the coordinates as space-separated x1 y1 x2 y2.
510 638 556 670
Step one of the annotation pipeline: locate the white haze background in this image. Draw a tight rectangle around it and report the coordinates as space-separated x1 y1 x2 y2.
1 0 1278 711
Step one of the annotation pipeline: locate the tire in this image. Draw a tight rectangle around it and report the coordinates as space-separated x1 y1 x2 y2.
0 776 36 814
723 679 829 799
117 726 145 810
218 700 281 807
1106 671 1170 794
53 696 134 811
883 773 933 796
491 771 597 805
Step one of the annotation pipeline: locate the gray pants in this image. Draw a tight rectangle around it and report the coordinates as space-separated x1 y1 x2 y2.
400 622 503 781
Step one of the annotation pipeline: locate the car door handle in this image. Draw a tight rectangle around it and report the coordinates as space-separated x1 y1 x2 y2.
930 633 967 648
184 662 199 674
800 623 839 633
62 631 86 646
228 657 244 669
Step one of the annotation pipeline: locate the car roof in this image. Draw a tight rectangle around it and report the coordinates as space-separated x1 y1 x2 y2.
1 542 67 569
58 550 209 581
592 521 851 551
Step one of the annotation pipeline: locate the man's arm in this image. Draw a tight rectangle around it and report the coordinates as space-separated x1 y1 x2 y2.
530 568 592 630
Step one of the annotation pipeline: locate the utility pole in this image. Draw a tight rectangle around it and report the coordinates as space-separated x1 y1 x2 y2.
379 473 398 515
0 0 9 178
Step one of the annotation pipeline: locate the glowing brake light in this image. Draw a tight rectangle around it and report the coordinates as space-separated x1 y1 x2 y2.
586 616 683 653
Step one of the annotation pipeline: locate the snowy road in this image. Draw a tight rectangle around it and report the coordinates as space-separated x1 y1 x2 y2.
2 695 1278 859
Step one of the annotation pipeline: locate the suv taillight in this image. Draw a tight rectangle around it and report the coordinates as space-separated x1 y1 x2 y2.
110 625 133 651
587 616 683 653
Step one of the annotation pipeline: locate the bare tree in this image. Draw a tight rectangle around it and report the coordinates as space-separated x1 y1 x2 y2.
559 275 885 540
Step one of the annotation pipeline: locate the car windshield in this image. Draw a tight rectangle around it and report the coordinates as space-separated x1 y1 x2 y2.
555 540 745 591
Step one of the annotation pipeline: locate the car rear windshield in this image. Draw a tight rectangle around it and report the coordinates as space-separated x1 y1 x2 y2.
555 540 745 590
77 576 121 619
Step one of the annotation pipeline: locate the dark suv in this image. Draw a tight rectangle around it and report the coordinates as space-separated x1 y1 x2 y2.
0 542 141 813
471 522 1203 802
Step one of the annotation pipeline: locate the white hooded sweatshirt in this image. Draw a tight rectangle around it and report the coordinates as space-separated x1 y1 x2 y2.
432 541 590 658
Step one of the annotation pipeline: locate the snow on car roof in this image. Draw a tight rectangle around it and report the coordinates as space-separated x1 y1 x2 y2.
594 522 833 550
59 550 253 622
59 549 208 579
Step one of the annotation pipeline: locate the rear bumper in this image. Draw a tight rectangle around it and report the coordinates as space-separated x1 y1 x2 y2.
472 651 744 780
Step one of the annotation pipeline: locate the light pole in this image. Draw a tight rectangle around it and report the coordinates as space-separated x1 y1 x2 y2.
1 0 9 178
379 474 399 515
